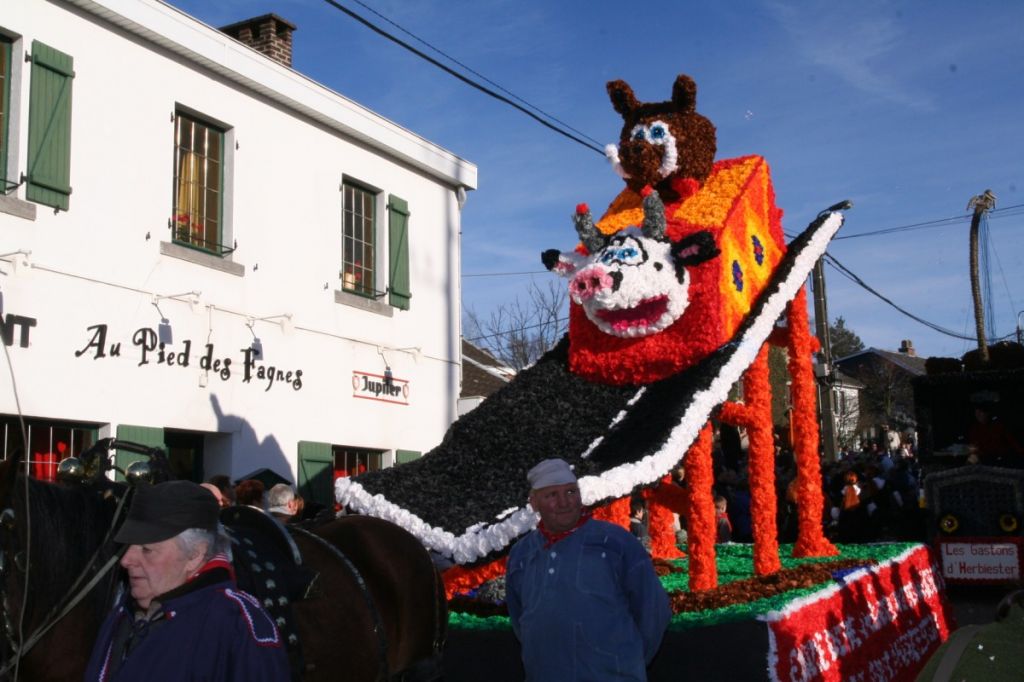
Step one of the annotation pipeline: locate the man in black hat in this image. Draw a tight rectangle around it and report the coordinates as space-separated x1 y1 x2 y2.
84 480 290 681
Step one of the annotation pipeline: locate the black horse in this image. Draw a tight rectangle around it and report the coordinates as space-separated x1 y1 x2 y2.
0 457 446 681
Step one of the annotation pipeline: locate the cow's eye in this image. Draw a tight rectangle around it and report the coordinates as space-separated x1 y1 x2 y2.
620 247 639 260
600 251 616 264
649 123 667 141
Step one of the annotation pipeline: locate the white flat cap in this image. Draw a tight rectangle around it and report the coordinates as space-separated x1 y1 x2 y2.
527 458 577 490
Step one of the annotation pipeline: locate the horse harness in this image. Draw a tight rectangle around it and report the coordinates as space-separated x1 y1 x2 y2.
220 507 392 682
0 489 396 682
0 486 130 677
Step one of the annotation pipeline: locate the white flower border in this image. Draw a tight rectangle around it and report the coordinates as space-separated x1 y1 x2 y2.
336 212 844 564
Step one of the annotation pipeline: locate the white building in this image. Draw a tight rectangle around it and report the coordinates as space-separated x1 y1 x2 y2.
0 0 477 508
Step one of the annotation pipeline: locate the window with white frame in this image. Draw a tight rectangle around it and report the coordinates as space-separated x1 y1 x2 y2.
173 111 225 254
339 180 412 310
342 180 378 297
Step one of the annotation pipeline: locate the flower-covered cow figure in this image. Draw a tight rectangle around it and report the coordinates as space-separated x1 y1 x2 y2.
543 189 719 338
335 73 846 599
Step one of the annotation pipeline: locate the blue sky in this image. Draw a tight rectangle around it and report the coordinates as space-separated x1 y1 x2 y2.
167 0 1024 359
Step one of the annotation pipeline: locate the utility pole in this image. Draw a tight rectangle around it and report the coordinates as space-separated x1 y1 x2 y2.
811 259 838 463
967 189 997 363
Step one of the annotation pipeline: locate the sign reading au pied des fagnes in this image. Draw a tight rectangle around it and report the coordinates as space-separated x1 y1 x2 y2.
352 370 409 406
74 323 303 392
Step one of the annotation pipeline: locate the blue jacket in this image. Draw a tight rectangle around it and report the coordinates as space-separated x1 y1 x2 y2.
506 518 671 681
84 567 291 681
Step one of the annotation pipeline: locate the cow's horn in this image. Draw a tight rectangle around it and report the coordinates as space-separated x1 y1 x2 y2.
573 208 606 253
641 190 667 239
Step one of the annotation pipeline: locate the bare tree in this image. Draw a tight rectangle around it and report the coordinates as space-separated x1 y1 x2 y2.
857 360 916 431
464 280 569 371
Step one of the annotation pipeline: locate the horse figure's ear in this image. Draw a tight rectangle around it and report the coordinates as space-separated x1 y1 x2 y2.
0 449 23 504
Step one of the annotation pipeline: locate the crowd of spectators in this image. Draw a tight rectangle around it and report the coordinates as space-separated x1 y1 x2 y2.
628 424 930 548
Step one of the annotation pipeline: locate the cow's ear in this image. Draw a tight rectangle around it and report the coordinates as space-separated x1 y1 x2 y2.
542 249 580 277
672 231 720 266
541 249 561 271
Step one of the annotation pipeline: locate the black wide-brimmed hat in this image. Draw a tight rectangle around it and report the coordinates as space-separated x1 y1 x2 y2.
115 480 219 545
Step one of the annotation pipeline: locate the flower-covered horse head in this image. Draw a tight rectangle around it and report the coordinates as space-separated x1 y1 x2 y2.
605 74 717 204
542 189 719 338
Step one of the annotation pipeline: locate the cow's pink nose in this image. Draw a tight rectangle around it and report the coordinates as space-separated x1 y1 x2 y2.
570 266 613 301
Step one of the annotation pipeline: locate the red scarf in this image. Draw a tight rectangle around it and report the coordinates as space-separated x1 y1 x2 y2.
187 552 235 582
538 511 591 548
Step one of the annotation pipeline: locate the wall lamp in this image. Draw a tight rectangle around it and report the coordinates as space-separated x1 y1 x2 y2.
0 249 32 274
152 290 202 312
150 291 201 345
250 313 294 334
245 318 264 360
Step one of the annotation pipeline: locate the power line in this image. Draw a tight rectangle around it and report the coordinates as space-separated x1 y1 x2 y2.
464 315 569 344
474 205 1024 281
345 0 604 148
823 253 1016 342
320 0 606 155
833 203 1024 240
464 253 1016 347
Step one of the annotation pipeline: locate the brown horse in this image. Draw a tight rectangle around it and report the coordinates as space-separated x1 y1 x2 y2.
0 458 446 681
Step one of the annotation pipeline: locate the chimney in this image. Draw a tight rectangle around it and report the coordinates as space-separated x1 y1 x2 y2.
898 339 916 357
219 14 296 68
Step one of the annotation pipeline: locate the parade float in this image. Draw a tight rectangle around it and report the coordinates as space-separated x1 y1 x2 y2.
914 343 1024 587
337 75 953 681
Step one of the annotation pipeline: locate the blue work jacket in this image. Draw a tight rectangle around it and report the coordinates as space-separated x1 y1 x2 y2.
84 567 290 681
506 518 671 681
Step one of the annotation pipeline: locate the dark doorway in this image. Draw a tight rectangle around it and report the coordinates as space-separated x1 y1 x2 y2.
164 429 205 482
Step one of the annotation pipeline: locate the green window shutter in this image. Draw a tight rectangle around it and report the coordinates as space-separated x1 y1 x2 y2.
115 424 166 482
298 441 334 508
388 195 411 310
27 41 74 211
396 449 421 464
1 39 11 187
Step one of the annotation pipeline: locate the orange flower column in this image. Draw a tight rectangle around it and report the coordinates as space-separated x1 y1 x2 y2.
786 287 839 558
644 476 687 559
718 345 782 575
685 424 717 590
743 346 782 575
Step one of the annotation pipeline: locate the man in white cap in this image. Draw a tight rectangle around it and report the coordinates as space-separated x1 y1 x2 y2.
505 458 671 680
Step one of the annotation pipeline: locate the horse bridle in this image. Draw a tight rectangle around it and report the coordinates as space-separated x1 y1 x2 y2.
0 486 131 676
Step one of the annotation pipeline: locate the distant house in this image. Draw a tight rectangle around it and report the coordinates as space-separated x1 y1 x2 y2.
459 339 514 416
831 370 866 448
835 339 927 441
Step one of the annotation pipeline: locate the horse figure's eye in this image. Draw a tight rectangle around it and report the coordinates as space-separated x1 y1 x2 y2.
649 123 667 141
630 125 645 142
